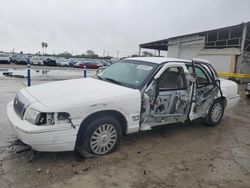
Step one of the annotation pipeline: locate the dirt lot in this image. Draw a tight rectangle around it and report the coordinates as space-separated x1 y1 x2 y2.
0 64 250 188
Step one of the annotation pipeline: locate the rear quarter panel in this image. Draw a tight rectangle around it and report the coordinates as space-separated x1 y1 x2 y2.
220 78 240 110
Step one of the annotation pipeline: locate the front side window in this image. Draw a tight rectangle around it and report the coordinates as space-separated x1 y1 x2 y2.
159 67 186 90
187 66 210 86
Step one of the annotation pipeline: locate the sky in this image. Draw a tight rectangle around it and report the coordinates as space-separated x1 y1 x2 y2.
0 0 250 57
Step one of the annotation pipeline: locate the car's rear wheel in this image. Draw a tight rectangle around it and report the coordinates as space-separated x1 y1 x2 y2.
205 99 225 126
76 116 122 157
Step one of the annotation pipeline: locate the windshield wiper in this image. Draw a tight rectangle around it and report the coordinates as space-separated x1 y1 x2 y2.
96 75 103 80
104 78 121 85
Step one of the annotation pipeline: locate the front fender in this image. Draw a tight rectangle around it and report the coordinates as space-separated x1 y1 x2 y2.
71 95 141 134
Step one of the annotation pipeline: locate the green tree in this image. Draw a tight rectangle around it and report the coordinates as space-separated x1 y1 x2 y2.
58 51 72 58
86 50 99 58
86 50 95 56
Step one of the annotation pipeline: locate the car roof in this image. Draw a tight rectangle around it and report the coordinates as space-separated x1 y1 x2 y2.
125 57 191 64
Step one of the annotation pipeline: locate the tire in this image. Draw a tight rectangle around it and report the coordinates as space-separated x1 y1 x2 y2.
246 94 250 98
76 116 122 158
205 99 225 126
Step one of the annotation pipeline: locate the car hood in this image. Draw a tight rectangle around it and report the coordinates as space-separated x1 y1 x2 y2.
23 78 139 108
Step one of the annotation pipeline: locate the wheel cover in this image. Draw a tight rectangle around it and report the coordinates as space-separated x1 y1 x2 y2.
90 124 117 155
211 103 223 123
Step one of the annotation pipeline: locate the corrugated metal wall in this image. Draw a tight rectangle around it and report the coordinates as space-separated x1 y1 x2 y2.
239 52 250 82
197 55 232 72
167 45 179 58
167 35 236 73
167 35 204 60
178 46 203 60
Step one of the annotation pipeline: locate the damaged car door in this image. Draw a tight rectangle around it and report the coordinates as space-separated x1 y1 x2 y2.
187 63 220 120
141 63 194 129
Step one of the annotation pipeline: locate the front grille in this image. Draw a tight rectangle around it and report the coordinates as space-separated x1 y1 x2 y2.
13 92 29 119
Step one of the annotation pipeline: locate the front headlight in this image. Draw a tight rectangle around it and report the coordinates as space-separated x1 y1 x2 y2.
24 108 41 124
24 109 71 126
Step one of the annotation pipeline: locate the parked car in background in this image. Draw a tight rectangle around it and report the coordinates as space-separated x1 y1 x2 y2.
99 60 111 67
56 58 71 67
79 60 103 69
43 57 57 66
73 61 84 68
14 55 28 65
7 57 240 157
68 59 78 67
30 56 44 66
110 58 120 64
0 53 10 64
245 83 250 98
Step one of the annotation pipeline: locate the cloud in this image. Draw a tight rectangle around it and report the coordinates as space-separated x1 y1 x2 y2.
0 0 250 57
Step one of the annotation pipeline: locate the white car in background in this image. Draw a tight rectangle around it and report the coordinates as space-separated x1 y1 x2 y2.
7 57 240 157
30 56 44 66
0 53 10 64
73 60 84 68
56 58 71 67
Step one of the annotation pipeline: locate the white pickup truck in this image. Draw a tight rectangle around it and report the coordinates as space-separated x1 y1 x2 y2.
7 57 240 157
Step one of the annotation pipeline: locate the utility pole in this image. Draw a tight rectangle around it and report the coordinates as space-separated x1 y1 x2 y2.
41 42 44 55
103 49 105 57
116 50 119 58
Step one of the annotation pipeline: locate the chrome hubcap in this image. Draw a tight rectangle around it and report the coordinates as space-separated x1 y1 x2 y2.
211 103 223 123
90 124 117 155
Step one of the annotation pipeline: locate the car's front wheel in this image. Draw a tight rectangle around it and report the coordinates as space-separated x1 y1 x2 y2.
205 99 225 126
76 116 122 157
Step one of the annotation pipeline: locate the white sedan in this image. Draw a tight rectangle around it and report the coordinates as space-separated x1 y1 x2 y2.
7 57 240 157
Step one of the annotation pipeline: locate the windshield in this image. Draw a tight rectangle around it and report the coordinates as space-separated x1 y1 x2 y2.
96 60 157 89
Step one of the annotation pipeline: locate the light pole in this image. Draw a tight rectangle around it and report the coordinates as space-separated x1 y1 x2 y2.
116 50 119 58
44 43 48 54
41 42 45 55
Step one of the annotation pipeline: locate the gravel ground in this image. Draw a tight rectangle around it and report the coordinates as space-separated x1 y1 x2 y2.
0 64 249 188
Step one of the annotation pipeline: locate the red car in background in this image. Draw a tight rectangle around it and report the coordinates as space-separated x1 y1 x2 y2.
79 61 103 69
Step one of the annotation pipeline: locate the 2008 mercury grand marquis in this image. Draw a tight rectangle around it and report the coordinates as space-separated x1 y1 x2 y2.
7 57 240 157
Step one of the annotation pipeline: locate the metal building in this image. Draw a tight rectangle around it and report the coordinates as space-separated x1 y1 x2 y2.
139 22 250 81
